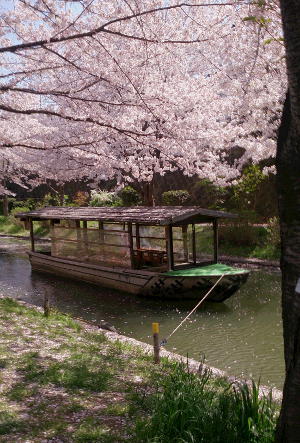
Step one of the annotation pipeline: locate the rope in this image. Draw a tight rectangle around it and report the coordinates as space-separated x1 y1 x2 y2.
160 274 225 346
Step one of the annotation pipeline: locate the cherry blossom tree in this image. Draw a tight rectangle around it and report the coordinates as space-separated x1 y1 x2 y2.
0 0 286 203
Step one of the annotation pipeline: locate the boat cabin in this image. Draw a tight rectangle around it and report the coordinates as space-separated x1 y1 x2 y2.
16 206 237 272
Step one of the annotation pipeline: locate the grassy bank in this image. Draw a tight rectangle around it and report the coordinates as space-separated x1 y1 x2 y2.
0 297 278 442
0 215 49 238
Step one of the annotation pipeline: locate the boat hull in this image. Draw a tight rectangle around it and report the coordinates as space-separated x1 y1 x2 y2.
28 252 249 302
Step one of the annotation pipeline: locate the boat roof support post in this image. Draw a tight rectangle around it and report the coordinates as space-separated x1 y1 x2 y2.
82 220 88 255
29 218 35 252
128 222 135 269
192 223 196 265
213 219 219 263
166 224 174 271
182 225 188 263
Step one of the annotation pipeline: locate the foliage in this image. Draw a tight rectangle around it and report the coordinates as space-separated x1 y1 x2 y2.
219 223 265 248
10 206 31 216
89 190 121 207
118 186 141 206
39 193 61 207
191 179 226 209
72 191 89 207
133 362 277 442
162 190 190 206
266 217 280 248
229 166 277 220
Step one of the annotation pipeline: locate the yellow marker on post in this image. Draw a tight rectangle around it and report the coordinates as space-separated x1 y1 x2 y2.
152 322 160 364
152 322 159 334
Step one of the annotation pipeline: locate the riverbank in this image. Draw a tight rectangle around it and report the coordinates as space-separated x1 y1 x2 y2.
0 297 279 442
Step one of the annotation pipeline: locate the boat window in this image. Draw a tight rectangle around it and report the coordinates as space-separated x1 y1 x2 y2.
50 222 131 268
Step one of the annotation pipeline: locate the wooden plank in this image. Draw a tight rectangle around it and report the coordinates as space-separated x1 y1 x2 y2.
49 238 129 248
31 255 148 286
31 262 143 294
54 225 128 234
28 252 154 277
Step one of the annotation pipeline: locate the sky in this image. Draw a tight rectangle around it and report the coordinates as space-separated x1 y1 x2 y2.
0 0 14 13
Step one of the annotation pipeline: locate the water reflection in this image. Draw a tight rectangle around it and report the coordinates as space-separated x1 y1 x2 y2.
0 238 284 389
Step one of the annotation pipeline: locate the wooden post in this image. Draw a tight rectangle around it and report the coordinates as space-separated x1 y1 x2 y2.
29 218 35 252
192 223 196 265
136 223 141 249
135 223 141 268
166 225 174 270
213 219 219 263
76 220 82 254
182 225 188 263
43 289 50 317
82 220 88 255
152 322 160 364
98 221 104 244
128 222 134 268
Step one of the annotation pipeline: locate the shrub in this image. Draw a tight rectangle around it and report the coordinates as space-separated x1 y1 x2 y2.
39 193 61 207
89 190 121 207
118 186 140 206
218 212 266 248
191 179 226 209
162 190 190 206
73 191 89 206
10 206 30 215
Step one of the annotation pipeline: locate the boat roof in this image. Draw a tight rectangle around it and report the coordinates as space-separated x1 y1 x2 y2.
15 206 238 225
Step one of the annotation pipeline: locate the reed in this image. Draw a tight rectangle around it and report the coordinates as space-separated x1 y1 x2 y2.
133 362 277 443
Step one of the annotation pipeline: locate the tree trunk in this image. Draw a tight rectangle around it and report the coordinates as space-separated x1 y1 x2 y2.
142 181 155 206
276 92 300 442
276 2 300 440
2 195 8 216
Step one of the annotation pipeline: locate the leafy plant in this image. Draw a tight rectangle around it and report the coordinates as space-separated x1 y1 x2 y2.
162 190 190 206
191 178 226 209
118 186 141 206
133 362 277 443
89 189 121 207
73 191 89 206
266 216 280 247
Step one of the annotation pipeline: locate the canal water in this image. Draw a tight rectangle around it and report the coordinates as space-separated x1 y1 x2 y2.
0 237 284 389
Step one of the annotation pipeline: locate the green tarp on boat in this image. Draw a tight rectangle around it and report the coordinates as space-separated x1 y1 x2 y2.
164 263 248 277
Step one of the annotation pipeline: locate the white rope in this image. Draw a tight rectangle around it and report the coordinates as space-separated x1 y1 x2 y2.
161 274 225 346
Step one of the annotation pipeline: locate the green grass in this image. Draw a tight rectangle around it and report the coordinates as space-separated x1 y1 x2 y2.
0 410 24 436
0 215 49 237
131 362 278 443
0 297 279 442
73 418 117 442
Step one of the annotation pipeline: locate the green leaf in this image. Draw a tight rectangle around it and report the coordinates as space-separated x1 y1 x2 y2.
242 16 257 22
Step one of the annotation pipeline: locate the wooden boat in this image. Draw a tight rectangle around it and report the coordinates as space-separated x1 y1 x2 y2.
16 206 249 301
